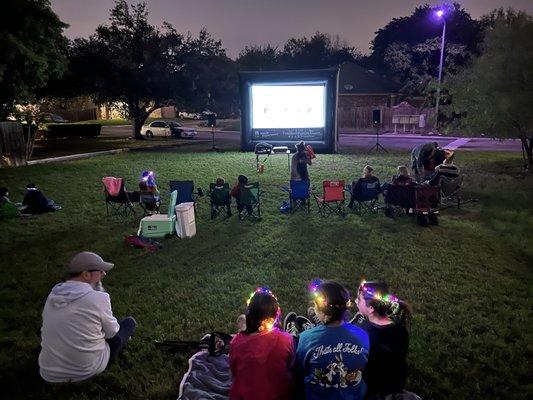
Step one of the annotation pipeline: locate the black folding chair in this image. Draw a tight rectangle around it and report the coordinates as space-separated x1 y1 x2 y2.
102 177 135 217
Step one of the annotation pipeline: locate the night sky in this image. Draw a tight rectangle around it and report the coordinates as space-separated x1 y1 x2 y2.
51 0 533 58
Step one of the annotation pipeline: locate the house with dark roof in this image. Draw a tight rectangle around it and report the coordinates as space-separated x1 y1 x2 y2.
337 62 432 132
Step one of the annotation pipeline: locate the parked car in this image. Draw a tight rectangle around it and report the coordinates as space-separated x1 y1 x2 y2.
178 111 202 120
38 113 69 124
140 120 197 138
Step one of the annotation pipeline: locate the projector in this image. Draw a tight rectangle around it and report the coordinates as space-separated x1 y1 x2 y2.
272 146 290 153
254 142 273 155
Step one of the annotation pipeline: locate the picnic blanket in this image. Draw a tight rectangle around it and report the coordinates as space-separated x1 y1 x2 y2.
177 350 231 400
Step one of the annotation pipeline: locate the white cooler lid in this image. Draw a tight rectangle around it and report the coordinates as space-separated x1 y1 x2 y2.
175 202 194 212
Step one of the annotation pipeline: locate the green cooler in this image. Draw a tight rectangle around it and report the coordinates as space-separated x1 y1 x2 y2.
137 190 177 238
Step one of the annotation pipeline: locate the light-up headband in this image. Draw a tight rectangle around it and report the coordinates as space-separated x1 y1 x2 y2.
246 287 281 332
359 280 400 315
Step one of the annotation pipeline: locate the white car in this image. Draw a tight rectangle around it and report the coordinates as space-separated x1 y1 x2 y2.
141 120 197 138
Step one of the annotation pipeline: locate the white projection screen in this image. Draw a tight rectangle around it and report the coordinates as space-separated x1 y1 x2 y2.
240 68 339 153
251 85 326 129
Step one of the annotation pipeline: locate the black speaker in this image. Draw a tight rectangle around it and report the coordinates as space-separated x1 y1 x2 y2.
372 109 381 124
207 114 216 127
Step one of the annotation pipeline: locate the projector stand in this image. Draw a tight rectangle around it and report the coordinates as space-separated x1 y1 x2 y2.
367 124 388 153
208 125 221 152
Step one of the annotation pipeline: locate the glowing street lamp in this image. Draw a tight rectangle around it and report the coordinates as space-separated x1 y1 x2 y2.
434 7 447 129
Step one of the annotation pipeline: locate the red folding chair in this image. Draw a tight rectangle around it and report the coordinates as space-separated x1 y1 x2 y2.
314 180 346 217
415 185 440 226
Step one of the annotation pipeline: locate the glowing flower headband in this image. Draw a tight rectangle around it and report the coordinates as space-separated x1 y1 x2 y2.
246 287 281 332
309 279 351 309
359 280 400 315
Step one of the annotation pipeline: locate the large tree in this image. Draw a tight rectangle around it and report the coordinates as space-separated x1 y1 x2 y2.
0 0 68 119
446 9 533 170
367 3 484 95
67 1 187 139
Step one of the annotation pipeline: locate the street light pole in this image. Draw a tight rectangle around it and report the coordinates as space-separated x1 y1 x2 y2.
435 17 446 130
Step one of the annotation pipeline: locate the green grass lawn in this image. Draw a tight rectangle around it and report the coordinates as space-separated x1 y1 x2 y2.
1 149 532 400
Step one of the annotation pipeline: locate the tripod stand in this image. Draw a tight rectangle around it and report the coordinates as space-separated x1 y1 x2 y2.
208 125 221 152
367 122 388 153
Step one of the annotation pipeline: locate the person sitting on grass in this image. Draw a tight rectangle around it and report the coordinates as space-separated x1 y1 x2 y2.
22 183 60 215
0 187 21 219
230 287 294 400
354 281 412 400
425 151 460 186
39 252 136 383
348 165 381 209
294 280 369 400
230 174 253 215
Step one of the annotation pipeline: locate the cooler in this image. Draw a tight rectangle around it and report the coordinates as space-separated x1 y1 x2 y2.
175 202 196 238
138 191 177 238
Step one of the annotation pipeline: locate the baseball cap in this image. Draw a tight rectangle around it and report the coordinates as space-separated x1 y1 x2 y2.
67 252 114 273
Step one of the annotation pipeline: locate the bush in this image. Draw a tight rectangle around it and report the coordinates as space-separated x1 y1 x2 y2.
44 123 101 139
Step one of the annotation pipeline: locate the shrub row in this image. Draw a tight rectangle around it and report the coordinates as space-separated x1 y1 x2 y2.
44 124 101 139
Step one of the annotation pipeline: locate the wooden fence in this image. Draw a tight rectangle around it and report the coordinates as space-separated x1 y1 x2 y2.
0 122 26 167
338 106 435 133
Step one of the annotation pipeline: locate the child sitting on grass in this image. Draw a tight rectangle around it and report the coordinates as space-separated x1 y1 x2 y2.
0 187 21 219
229 287 294 400
295 280 369 400
354 281 412 399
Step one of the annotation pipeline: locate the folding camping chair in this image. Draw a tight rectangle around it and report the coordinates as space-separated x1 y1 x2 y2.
415 185 440 226
314 180 346 217
102 177 135 217
138 190 161 216
208 183 232 219
383 184 416 218
284 180 311 214
439 175 463 209
238 182 261 221
348 179 381 215
169 180 203 212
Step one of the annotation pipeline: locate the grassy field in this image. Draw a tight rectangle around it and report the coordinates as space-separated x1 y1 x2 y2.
0 148 532 400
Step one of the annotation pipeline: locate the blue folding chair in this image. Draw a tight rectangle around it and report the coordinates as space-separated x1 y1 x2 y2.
348 179 381 215
169 180 203 212
288 180 311 213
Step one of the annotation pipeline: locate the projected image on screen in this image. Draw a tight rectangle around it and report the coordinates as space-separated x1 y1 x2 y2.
251 85 326 129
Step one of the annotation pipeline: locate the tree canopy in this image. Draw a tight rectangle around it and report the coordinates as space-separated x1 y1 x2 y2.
0 0 68 119
367 2 484 95
236 32 362 71
446 9 533 169
53 1 235 138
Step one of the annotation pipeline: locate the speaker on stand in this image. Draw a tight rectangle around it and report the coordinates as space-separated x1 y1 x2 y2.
207 114 219 152
367 109 388 153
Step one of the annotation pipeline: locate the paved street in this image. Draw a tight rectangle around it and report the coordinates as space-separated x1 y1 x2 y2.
101 125 522 152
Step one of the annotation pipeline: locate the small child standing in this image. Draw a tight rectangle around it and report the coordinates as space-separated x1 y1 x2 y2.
229 288 294 400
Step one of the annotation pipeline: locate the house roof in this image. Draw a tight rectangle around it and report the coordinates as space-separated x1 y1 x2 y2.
338 62 401 94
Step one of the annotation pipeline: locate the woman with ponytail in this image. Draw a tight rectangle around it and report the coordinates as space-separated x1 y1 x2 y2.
295 280 370 400
229 288 294 400
355 281 412 399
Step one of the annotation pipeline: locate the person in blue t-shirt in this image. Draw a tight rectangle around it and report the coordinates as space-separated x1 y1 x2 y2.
295 280 370 400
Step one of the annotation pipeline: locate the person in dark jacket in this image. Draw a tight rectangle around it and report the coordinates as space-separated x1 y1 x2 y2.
355 281 412 399
22 183 60 215
348 165 381 209
410 142 446 181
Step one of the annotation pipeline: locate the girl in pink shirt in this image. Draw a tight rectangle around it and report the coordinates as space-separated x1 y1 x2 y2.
229 288 294 400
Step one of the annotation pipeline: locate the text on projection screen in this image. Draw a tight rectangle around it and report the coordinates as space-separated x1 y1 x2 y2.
251 85 326 129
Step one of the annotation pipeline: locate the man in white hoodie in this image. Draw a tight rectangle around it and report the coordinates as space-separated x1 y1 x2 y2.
38 251 136 383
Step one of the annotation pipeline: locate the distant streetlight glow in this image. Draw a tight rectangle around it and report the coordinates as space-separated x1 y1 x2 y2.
433 7 448 130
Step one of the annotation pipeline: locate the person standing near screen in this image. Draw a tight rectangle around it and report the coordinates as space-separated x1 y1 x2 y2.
291 141 312 181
